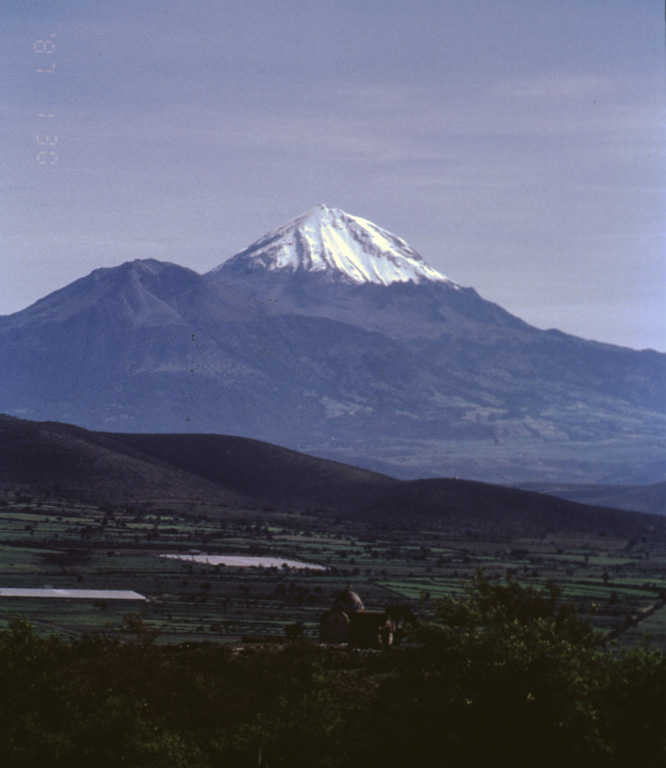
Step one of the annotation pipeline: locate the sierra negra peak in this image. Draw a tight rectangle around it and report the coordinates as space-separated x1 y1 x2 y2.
211 204 452 287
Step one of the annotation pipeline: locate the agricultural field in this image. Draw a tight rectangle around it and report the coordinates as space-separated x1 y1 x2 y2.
1 485 666 647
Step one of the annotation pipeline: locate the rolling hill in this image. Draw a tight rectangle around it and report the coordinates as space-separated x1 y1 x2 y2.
2 414 665 539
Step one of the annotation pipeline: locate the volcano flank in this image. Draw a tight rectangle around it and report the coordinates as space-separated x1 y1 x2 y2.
1 206 664 485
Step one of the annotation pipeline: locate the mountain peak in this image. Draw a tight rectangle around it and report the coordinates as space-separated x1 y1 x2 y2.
212 205 452 286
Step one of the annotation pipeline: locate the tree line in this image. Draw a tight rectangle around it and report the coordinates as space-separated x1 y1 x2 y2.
1 570 665 767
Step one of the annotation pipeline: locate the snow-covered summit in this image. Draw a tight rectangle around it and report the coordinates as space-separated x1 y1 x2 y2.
212 204 451 286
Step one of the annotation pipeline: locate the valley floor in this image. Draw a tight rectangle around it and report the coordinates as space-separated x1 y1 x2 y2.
1 486 666 649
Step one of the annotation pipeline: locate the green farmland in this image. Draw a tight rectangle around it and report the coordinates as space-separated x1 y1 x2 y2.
1 486 666 648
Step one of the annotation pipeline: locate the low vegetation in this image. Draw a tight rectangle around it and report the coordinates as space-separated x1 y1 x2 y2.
2 572 666 767
2 419 666 765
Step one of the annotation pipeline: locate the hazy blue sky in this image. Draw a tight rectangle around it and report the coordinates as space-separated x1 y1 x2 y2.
2 0 665 350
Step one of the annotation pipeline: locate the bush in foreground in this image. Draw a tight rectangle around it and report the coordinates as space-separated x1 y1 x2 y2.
0 573 665 767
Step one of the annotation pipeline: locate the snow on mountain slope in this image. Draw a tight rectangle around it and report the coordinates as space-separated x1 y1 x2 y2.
211 204 453 286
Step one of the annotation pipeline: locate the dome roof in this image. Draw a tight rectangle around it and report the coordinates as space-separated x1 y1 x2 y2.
332 586 364 614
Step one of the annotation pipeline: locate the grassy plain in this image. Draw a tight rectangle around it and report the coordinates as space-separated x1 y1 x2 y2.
1 485 666 647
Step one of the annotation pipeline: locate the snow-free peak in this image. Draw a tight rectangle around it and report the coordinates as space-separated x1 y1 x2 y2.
212 205 452 286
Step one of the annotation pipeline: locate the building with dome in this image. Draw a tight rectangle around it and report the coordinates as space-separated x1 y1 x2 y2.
319 586 394 648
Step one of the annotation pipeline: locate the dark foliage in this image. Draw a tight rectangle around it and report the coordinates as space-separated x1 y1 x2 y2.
1 573 666 767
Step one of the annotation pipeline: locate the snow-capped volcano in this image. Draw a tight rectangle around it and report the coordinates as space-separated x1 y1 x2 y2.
2 206 666 486
212 204 451 286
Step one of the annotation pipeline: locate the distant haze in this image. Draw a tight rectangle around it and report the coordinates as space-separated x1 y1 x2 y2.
2 0 665 351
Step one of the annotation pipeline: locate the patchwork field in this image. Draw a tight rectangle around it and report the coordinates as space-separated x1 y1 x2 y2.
2 484 666 648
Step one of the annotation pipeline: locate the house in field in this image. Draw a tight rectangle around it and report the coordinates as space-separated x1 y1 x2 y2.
319 586 394 648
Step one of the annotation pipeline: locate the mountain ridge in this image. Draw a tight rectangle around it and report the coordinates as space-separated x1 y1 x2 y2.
1 207 664 485
2 414 664 538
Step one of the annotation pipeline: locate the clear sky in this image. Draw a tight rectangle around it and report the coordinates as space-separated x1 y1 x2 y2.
2 0 665 351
